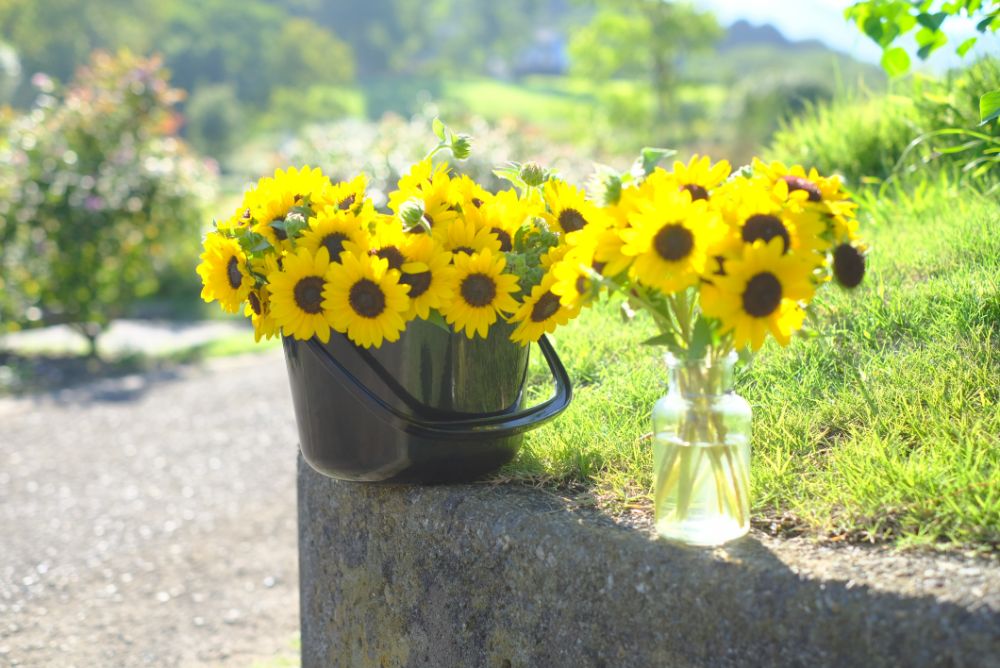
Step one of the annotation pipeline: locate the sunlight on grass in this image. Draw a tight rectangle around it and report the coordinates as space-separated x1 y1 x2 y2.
502 186 999 550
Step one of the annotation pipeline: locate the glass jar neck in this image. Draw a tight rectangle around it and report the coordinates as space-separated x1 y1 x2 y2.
665 352 737 398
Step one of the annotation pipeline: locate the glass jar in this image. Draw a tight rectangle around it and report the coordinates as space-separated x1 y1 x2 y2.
652 352 751 546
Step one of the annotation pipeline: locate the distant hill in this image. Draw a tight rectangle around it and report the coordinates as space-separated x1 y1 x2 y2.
684 19 885 89
719 19 828 52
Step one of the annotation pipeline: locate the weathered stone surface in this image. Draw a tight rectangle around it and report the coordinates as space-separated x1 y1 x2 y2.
298 456 1000 668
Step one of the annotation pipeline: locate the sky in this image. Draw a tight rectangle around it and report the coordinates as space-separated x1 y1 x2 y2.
701 0 997 71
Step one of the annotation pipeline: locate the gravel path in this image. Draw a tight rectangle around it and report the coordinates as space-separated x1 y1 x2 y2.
0 350 300 667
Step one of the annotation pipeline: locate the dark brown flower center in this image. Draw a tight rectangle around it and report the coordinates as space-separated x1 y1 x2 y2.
782 175 822 202
372 246 406 271
348 278 386 318
593 261 606 275
680 183 709 201
400 270 432 299
654 223 694 262
833 243 865 288
460 273 497 307
321 232 350 261
491 228 513 252
531 291 561 322
742 272 782 317
472 197 484 208
226 256 242 290
339 193 356 211
241 208 251 221
294 276 325 314
559 208 587 233
575 276 588 295
452 246 476 256
742 214 790 254
248 291 263 316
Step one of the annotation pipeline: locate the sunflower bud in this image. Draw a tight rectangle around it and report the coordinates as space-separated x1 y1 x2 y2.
450 134 472 160
519 162 547 187
590 169 623 206
399 198 426 230
832 243 865 288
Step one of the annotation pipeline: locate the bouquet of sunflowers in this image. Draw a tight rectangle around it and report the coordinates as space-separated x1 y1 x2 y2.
196 125 607 349
560 151 867 544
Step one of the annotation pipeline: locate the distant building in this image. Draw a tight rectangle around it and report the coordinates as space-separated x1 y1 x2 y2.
513 29 569 76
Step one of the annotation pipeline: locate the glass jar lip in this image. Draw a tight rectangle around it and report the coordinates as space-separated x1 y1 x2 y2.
663 350 739 369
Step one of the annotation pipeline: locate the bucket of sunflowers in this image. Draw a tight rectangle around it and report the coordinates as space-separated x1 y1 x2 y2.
197 125 584 483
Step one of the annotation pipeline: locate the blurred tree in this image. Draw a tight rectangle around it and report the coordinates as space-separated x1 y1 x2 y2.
0 51 216 353
157 0 354 108
0 0 158 85
569 0 720 135
184 84 244 160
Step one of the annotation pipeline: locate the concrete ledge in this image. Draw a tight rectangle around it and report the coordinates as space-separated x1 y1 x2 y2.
298 456 1000 668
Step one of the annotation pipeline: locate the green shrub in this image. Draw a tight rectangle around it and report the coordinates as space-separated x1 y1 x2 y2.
0 51 216 352
769 57 1000 187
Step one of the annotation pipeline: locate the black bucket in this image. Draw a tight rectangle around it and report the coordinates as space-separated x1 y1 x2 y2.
283 318 572 483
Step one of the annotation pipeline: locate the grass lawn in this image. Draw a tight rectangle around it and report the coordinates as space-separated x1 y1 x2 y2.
506 182 999 551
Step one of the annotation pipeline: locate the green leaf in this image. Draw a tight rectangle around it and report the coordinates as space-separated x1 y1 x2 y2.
863 15 886 44
881 47 911 77
976 15 995 32
432 117 446 141
424 309 451 333
642 331 677 347
980 90 1000 125
494 164 525 189
916 11 948 31
956 36 978 57
688 316 715 361
634 147 677 178
915 26 948 59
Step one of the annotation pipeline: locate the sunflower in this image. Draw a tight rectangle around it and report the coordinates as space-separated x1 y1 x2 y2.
314 174 370 215
388 159 461 237
398 235 456 320
619 187 722 294
297 206 371 264
542 179 608 240
550 242 604 309
323 252 411 348
268 246 337 343
700 238 815 351
440 249 520 339
215 199 254 233
367 218 414 272
453 174 492 211
249 166 331 251
510 272 581 345
441 214 502 258
197 233 252 313
245 285 279 342
668 155 731 202
751 158 859 242
473 191 522 253
716 178 828 264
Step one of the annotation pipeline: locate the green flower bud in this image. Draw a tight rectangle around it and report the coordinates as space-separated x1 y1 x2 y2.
451 134 472 160
519 162 547 187
399 198 426 229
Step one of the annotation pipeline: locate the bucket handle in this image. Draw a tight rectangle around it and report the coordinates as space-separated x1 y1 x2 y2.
303 334 572 438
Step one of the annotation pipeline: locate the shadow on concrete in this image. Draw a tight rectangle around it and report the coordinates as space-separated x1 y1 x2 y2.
298 461 1000 667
